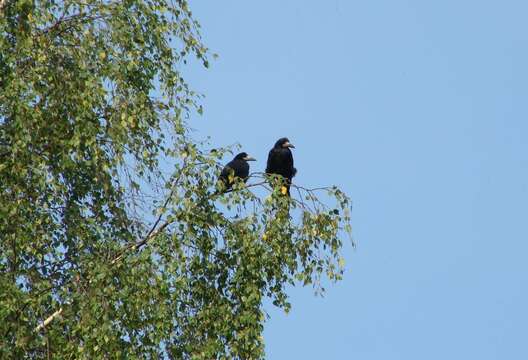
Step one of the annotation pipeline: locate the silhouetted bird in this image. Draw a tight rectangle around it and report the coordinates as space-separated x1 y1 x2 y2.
219 152 256 190
266 137 297 196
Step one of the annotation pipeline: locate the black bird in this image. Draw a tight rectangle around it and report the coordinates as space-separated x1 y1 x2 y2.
219 152 256 190
266 137 297 196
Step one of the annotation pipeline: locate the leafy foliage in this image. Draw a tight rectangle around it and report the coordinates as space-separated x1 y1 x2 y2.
0 0 352 358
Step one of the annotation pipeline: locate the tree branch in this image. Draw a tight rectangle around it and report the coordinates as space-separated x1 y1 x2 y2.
34 308 63 332
110 160 189 264
34 168 341 334
0 0 8 16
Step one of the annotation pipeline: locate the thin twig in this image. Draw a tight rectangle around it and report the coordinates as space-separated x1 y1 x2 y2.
221 181 268 194
110 159 189 264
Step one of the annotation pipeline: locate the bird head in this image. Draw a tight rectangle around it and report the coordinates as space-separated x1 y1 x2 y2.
274 137 295 149
234 152 256 161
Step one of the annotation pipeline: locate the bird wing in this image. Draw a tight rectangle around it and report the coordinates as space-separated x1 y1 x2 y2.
221 160 249 182
265 148 279 174
231 160 249 179
266 148 295 179
219 164 233 182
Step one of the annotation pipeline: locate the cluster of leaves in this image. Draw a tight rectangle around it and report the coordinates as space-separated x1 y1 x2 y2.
0 0 352 359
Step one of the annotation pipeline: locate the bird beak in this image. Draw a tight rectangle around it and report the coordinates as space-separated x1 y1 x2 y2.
284 141 295 149
244 156 256 161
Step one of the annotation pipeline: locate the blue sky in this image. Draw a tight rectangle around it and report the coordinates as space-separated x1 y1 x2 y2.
185 1 528 358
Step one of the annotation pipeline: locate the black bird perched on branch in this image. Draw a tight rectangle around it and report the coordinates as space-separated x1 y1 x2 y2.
219 152 256 190
266 137 297 196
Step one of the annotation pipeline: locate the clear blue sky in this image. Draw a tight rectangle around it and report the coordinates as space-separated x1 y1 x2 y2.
185 1 528 358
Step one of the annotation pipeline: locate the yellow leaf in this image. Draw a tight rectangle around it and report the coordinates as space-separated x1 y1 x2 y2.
281 186 288 195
